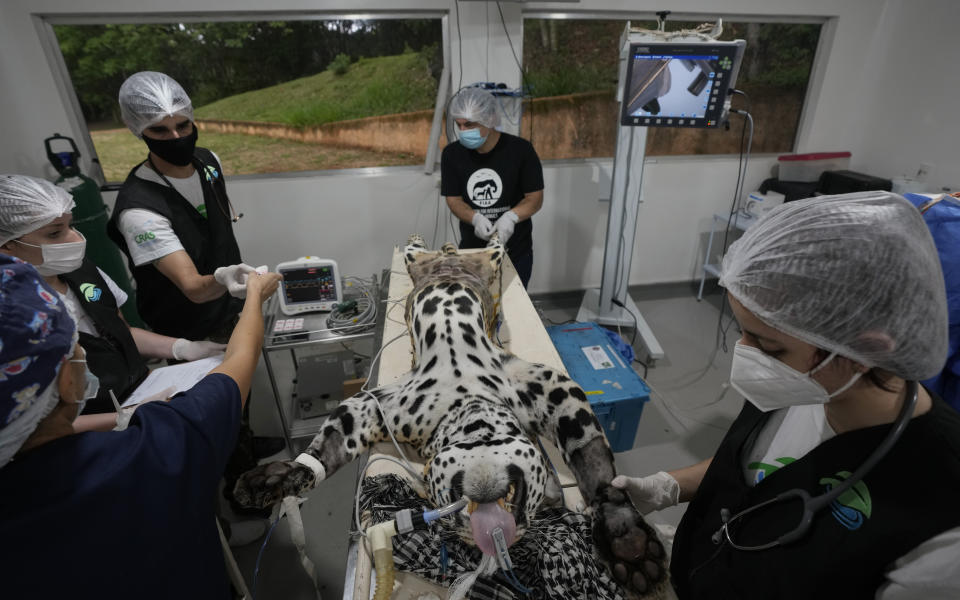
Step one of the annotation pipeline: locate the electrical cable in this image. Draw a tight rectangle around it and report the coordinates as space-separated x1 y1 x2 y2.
612 128 637 303
252 516 282 600
454 0 464 93
712 108 754 353
496 1 533 144
326 278 377 334
611 298 650 380
432 186 442 248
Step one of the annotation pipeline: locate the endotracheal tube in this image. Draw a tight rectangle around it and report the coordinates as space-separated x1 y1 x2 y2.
367 497 468 600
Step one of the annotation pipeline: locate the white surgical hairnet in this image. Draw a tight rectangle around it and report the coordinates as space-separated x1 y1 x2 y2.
720 191 948 381
118 71 193 137
0 174 76 245
449 87 500 129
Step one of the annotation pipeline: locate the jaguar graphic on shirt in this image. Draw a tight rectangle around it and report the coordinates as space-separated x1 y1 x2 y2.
467 168 502 207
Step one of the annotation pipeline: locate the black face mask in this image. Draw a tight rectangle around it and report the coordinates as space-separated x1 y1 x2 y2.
143 125 198 166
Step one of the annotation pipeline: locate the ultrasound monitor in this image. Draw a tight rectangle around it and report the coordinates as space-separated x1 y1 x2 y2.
620 40 745 128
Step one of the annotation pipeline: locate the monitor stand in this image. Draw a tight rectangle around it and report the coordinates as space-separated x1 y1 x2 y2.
577 78 664 364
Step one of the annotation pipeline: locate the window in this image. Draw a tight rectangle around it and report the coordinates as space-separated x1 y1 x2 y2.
52 18 444 181
521 18 821 159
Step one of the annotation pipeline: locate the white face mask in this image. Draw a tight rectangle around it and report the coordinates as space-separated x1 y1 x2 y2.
729 342 864 412
14 232 86 276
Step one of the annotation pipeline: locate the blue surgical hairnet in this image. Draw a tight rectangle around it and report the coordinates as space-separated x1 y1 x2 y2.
0 174 76 246
449 87 500 129
0 255 77 468
118 71 194 137
720 191 948 381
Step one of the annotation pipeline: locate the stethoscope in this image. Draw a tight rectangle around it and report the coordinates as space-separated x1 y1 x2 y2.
146 154 244 223
710 380 918 551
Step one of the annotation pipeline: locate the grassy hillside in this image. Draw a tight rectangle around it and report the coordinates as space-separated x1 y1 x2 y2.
90 128 420 181
194 51 437 128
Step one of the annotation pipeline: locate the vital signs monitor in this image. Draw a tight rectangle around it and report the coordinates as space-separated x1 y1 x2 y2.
276 257 342 315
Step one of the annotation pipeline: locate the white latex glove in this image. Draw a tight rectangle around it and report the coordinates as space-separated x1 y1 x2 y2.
471 213 495 241
494 210 519 244
214 263 257 298
611 471 681 515
172 338 227 361
114 386 175 431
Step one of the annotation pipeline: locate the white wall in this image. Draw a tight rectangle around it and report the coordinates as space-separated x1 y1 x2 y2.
2 0 956 295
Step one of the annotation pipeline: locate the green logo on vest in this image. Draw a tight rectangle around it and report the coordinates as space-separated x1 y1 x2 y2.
819 470 872 531
196 203 207 218
79 283 102 302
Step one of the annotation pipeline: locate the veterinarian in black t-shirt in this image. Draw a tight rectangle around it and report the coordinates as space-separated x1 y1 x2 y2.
441 87 544 288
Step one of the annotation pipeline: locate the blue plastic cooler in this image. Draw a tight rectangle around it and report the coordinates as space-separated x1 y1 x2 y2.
546 322 650 452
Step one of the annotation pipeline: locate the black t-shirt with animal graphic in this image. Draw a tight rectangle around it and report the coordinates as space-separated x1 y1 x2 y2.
441 132 544 257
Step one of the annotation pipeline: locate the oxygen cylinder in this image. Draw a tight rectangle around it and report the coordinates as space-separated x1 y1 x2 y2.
45 133 145 328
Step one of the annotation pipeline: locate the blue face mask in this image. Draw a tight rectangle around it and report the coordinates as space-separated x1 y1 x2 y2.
459 127 488 150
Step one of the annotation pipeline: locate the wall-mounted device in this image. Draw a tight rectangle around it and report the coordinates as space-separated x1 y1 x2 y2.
276 257 342 315
621 40 746 128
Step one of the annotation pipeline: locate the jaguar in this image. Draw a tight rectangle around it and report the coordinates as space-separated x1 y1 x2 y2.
234 233 666 596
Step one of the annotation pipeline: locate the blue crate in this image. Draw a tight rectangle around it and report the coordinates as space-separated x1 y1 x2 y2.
546 322 650 452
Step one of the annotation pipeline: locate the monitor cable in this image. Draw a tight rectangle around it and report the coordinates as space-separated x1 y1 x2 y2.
326 278 377 334
712 106 754 353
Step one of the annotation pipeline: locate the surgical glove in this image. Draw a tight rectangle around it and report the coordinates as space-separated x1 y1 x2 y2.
214 263 257 298
172 338 226 361
494 210 519 244
472 213 495 241
611 471 680 515
114 386 175 431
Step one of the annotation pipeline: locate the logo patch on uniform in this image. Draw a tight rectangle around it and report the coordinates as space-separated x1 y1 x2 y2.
204 164 220 182
819 470 872 531
79 283 102 302
467 168 503 208
135 231 156 244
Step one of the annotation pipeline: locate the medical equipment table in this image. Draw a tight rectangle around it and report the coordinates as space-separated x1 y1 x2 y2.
261 275 381 452
697 210 757 300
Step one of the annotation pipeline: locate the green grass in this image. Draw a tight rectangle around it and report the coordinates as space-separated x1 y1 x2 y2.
91 128 420 182
194 53 437 127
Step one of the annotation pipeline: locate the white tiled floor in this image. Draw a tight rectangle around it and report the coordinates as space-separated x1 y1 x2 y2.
232 285 744 599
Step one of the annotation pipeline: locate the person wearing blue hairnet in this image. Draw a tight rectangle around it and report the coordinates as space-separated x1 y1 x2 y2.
441 87 544 288
0 254 281 597
612 192 960 598
0 174 225 423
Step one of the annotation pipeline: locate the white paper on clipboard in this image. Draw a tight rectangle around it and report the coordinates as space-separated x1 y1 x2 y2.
121 355 224 408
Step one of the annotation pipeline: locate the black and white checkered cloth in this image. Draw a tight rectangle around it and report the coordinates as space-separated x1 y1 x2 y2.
359 474 624 600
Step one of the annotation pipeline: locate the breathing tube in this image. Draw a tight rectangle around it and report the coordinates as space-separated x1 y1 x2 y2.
367 497 469 600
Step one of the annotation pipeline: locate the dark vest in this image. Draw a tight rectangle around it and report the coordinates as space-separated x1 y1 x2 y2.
671 394 960 599
60 259 149 414
107 149 242 340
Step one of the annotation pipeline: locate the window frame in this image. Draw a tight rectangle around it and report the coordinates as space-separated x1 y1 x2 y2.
36 10 452 185
519 9 831 163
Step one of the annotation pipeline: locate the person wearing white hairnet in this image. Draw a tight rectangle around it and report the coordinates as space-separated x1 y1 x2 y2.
108 72 285 515
612 192 960 599
441 87 544 288
0 253 283 597
107 71 254 343
0 174 225 423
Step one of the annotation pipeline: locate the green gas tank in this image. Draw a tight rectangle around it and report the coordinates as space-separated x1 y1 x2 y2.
45 133 144 328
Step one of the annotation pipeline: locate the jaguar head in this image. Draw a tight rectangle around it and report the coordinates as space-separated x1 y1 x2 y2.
426 435 550 552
